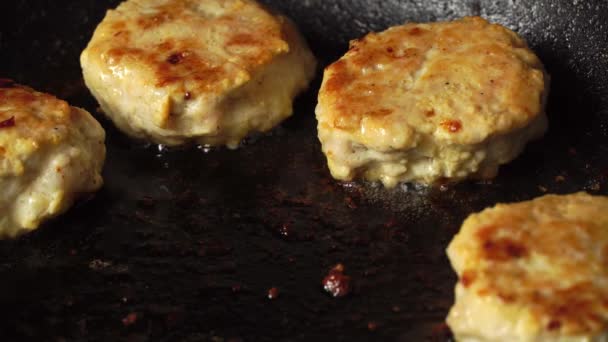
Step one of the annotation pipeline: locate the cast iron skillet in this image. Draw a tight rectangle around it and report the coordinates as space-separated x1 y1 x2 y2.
0 0 607 341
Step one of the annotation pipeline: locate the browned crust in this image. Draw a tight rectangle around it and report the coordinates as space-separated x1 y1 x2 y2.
86 0 291 96
318 16 547 146
452 193 608 335
0 83 73 135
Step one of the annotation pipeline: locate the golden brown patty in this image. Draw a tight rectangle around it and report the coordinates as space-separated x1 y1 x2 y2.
447 192 608 341
81 0 316 147
0 81 105 238
316 16 548 187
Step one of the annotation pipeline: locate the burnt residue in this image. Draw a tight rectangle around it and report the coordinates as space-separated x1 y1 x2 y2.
267 287 280 300
440 119 462 133
322 264 352 298
0 79 15 88
0 91 455 341
0 116 15 129
0 0 607 341
482 238 529 261
166 52 187 65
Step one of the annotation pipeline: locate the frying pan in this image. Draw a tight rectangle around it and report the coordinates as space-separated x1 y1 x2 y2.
0 0 607 340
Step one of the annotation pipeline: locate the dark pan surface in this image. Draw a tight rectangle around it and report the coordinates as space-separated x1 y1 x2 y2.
1 0 607 340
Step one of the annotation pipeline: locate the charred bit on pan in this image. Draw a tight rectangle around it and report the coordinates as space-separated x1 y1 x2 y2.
0 79 15 88
267 287 280 299
437 178 451 192
430 323 453 339
323 263 351 297
136 195 156 209
367 321 379 332
122 312 138 326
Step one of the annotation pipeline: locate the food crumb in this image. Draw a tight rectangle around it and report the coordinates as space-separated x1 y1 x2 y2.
555 175 566 182
137 195 156 208
322 263 351 297
367 321 379 332
279 223 290 237
267 287 280 299
538 185 548 193
122 312 138 326
344 196 357 209
89 259 112 270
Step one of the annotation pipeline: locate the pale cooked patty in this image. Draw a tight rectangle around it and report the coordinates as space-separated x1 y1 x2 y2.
447 192 608 342
81 0 316 148
316 16 548 187
0 81 105 238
